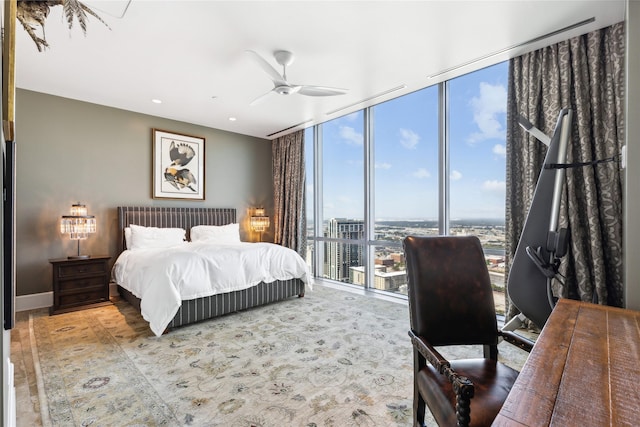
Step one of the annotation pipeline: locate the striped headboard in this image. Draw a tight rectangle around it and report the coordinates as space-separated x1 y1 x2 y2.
117 206 237 254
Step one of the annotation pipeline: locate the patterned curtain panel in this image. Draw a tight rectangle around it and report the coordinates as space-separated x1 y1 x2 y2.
505 22 625 321
272 130 306 255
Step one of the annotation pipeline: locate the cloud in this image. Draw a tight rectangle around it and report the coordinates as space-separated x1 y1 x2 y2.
399 128 420 149
467 82 507 144
375 162 392 169
339 126 363 146
450 170 462 181
412 168 431 179
483 180 505 192
343 112 360 122
493 144 506 157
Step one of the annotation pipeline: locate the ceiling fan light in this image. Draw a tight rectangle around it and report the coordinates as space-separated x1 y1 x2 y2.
275 86 292 95
274 85 301 96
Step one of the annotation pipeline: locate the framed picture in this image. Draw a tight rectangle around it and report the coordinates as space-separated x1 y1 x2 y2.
152 129 205 200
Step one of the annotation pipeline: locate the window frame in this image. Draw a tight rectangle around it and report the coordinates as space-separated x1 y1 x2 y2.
306 62 507 297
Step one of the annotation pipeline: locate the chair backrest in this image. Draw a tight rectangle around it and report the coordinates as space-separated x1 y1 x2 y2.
403 235 499 347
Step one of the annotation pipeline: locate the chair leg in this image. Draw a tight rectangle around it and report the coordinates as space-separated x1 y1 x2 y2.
414 391 426 427
413 349 426 427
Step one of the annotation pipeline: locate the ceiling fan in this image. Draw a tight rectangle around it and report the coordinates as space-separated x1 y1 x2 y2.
247 50 348 105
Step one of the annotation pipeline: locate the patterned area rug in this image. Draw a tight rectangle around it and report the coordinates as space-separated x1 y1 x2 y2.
29 284 529 426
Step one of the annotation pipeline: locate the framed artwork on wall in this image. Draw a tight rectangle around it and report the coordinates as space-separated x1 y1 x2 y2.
152 129 206 200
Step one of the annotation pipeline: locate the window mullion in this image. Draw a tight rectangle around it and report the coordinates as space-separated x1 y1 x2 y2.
313 124 323 277
439 81 450 235
364 107 375 289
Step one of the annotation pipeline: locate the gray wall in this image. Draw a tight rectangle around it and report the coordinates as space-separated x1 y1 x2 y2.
15 89 274 296
625 2 640 310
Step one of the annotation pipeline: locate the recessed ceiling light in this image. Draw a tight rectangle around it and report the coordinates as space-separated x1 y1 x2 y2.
152 99 162 104
229 117 237 121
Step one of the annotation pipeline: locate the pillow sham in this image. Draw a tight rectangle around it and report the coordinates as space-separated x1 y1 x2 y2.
128 224 186 250
190 223 241 244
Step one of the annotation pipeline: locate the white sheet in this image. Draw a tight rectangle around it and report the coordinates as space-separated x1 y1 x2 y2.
112 241 313 336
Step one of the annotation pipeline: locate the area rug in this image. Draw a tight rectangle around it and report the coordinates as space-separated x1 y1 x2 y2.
29 284 529 427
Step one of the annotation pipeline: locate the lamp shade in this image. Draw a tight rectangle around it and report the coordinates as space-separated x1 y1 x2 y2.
60 216 97 239
250 208 270 233
250 216 270 232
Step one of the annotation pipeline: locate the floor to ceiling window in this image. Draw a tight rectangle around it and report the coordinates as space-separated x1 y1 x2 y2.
448 62 508 312
370 86 439 293
320 111 365 283
305 62 508 312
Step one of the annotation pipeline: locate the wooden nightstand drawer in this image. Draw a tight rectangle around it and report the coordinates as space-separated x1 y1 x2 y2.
58 275 106 292
57 289 109 309
56 262 107 278
49 255 112 315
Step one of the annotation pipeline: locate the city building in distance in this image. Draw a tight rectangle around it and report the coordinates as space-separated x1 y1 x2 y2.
314 218 507 312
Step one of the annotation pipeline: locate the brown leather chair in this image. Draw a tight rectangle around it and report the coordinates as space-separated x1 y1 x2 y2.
403 235 533 427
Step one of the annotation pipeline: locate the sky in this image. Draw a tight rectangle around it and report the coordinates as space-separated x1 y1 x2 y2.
306 61 509 222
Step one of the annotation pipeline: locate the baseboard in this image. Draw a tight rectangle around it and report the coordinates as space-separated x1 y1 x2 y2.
16 284 120 312
15 292 52 312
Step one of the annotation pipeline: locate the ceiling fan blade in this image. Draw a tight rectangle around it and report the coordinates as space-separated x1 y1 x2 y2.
247 50 348 104
246 50 286 84
250 89 276 106
298 85 348 97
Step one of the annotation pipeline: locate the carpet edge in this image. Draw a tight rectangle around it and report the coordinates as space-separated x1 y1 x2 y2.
28 314 52 427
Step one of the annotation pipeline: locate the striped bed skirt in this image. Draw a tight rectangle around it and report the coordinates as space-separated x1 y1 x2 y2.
118 278 305 331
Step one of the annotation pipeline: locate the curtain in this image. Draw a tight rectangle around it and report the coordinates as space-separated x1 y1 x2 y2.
272 130 306 255
505 22 625 321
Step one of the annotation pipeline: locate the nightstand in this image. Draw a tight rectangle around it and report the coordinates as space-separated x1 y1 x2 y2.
49 255 112 315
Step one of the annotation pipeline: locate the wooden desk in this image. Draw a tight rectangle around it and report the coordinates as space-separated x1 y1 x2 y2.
493 298 640 426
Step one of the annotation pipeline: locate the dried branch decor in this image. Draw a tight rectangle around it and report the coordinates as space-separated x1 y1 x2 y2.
17 0 110 51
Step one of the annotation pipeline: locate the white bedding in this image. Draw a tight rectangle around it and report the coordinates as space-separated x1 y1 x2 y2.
112 241 313 336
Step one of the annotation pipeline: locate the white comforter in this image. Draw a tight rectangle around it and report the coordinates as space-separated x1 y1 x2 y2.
112 241 313 336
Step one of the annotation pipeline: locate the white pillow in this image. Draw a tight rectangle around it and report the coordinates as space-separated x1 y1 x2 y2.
124 227 132 249
190 223 241 244
128 224 186 250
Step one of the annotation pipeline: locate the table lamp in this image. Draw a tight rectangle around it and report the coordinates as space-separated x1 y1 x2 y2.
60 203 96 259
250 208 270 242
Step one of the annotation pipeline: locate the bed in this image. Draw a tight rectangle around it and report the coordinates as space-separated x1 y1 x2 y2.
113 206 310 336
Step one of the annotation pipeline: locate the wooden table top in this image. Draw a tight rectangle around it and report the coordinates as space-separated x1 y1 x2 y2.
493 298 640 426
